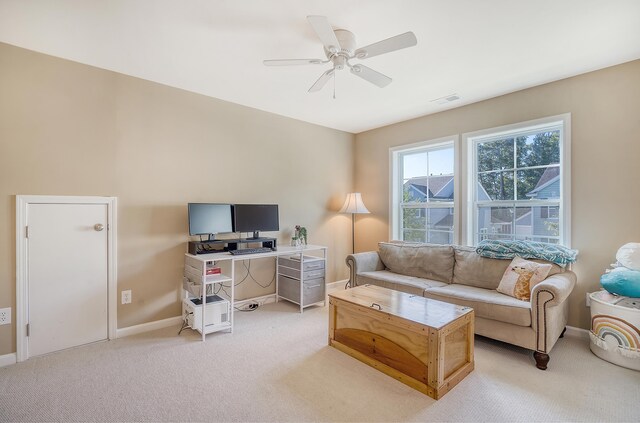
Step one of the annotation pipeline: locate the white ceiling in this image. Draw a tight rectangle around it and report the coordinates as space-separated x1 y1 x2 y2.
1 0 639 133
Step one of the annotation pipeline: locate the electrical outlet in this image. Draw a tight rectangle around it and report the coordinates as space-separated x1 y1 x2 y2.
121 290 132 305
0 307 11 325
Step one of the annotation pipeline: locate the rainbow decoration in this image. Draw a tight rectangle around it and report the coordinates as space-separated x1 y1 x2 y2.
591 314 640 350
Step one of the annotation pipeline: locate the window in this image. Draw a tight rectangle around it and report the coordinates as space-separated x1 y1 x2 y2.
390 137 458 244
465 115 570 246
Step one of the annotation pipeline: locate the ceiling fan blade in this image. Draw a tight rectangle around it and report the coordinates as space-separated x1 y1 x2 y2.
307 15 341 53
308 69 335 92
354 32 417 59
263 59 325 66
350 64 392 88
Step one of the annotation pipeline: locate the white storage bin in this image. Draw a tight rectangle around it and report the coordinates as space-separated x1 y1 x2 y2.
589 290 640 370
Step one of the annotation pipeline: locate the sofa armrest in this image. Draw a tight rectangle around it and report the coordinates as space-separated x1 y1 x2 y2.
531 272 576 308
530 271 577 352
345 252 385 286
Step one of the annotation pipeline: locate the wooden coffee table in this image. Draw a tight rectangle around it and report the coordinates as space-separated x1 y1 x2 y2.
329 284 474 399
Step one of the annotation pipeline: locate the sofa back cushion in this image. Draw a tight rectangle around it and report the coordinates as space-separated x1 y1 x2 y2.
453 246 564 289
378 242 454 283
453 246 512 289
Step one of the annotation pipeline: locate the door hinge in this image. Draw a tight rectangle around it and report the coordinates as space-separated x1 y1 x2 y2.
25 226 29 238
26 323 30 337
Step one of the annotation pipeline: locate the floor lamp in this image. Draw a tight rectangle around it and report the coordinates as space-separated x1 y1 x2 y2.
339 192 370 254
340 193 369 289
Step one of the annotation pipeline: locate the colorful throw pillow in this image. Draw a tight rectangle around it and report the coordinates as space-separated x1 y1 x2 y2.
497 257 553 301
601 268 640 298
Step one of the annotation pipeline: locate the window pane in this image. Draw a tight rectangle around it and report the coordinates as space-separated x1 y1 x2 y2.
403 179 425 203
402 152 428 179
428 176 454 201
478 171 514 201
516 168 547 200
428 148 454 175
478 206 514 240
402 207 426 230
532 206 560 237
427 231 453 244
516 131 560 168
477 138 514 172
515 206 533 237
403 229 426 243
427 208 454 231
518 167 560 200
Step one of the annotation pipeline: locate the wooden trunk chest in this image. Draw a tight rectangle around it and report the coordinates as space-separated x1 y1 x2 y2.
329 284 474 399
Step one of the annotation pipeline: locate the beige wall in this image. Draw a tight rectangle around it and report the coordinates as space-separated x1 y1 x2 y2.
0 43 354 355
355 59 640 330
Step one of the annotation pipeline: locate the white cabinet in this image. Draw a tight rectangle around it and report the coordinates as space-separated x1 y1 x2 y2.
182 254 234 340
277 253 327 312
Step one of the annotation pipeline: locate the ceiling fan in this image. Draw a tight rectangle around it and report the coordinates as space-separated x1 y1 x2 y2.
264 16 417 93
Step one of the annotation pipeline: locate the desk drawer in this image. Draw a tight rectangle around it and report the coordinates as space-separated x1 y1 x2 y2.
278 275 325 306
278 265 325 280
279 256 325 272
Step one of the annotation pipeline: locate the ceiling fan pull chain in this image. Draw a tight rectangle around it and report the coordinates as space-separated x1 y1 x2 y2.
333 71 336 99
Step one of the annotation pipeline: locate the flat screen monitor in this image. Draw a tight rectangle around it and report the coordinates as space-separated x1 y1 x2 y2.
233 204 279 239
188 203 233 238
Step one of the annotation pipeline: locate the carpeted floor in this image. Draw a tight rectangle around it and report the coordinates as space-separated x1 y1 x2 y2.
1 300 639 422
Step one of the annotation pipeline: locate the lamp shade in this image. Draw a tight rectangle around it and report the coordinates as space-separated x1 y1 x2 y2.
339 192 370 214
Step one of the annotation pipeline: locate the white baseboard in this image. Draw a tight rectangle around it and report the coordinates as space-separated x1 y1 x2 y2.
0 352 17 367
565 325 589 340
234 294 277 310
116 315 182 339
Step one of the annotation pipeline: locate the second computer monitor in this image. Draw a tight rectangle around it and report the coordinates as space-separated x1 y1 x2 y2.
233 204 279 239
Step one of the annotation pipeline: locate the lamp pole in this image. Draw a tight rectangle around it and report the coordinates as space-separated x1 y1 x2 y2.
351 212 356 254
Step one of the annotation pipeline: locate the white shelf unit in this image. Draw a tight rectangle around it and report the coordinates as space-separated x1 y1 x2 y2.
276 249 327 313
183 254 234 340
182 245 328 340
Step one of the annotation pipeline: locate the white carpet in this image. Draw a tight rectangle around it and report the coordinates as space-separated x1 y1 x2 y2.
1 300 639 422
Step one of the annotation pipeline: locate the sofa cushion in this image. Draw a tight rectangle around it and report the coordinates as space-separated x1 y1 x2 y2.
453 246 512 290
497 257 553 301
424 284 532 327
378 242 454 283
356 270 448 296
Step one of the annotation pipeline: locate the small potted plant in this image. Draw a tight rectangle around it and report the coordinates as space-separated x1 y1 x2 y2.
294 225 307 247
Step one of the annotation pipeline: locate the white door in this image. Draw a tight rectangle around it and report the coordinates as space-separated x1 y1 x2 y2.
27 203 109 357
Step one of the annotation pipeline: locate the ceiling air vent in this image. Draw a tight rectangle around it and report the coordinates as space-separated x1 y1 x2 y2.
431 94 460 105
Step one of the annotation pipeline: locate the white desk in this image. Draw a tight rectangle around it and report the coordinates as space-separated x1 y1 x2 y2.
183 245 327 340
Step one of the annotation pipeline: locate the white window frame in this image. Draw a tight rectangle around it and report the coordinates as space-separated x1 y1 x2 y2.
389 135 460 243
462 114 571 247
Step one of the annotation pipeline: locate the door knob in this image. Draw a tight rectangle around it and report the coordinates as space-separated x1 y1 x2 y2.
94 223 104 232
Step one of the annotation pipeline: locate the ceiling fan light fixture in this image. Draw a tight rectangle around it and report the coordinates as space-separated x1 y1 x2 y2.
264 16 417 94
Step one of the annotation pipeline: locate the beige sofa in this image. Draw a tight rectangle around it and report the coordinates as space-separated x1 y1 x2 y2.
346 242 577 370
